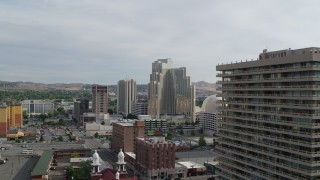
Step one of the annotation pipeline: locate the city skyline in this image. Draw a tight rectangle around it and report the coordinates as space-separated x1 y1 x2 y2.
1 1 319 84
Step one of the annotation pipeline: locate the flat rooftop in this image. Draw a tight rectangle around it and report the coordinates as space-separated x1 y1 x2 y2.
177 161 206 169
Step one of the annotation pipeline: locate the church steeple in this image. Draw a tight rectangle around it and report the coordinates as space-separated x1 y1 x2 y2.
116 149 127 178
92 150 101 173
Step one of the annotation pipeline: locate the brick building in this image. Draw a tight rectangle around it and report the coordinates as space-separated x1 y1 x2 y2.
111 121 145 153
135 137 176 179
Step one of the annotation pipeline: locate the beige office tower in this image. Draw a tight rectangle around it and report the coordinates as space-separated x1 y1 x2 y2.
117 79 137 115
92 85 108 120
216 47 320 180
148 59 195 121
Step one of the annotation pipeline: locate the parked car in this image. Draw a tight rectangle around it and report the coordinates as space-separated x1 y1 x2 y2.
50 166 56 170
0 159 6 164
0 147 7 150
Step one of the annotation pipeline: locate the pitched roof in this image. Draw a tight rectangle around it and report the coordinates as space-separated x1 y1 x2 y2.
31 150 53 176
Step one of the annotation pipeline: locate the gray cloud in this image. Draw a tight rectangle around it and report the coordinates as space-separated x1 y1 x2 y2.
0 0 319 84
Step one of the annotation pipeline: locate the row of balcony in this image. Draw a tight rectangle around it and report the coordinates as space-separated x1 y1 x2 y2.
216 151 305 180
217 131 320 157
219 106 319 118
217 127 318 147
215 148 312 179
217 161 265 180
219 139 320 167
217 100 320 109
216 65 320 77
221 120 319 138
217 93 320 98
216 146 310 175
217 85 320 90
218 113 319 128
217 76 320 84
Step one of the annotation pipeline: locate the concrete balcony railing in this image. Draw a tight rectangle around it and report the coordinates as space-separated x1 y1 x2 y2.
216 147 310 179
220 100 320 108
219 93 320 98
219 106 320 118
221 120 319 138
217 127 320 147
216 65 320 77
220 85 320 90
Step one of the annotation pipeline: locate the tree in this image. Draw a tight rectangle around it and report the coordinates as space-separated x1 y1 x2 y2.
57 107 65 115
199 128 204 134
191 130 196 136
58 135 63 142
66 166 75 180
177 125 183 129
166 132 173 140
23 112 29 119
199 136 207 147
39 114 48 122
39 135 44 142
71 153 81 158
58 118 66 126
101 121 105 125
127 113 137 119
94 132 99 138
107 108 114 115
77 160 92 179
179 129 184 135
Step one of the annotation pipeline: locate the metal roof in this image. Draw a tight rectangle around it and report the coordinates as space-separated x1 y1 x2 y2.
31 150 53 176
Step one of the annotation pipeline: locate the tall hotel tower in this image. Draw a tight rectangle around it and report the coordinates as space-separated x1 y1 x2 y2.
216 47 320 179
92 85 108 120
148 59 195 121
117 79 137 115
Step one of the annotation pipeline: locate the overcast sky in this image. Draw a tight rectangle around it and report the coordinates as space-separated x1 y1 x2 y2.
0 0 319 85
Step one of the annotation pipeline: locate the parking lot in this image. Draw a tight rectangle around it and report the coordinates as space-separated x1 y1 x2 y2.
0 155 39 180
176 150 215 165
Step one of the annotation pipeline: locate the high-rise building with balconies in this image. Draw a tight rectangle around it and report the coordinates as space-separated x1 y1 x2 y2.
148 59 195 121
216 47 320 179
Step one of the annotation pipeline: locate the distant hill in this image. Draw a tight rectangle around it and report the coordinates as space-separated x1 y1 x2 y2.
0 80 217 96
193 81 218 97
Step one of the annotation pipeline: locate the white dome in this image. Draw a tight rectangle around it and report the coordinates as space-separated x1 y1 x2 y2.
93 150 100 159
117 149 125 164
201 95 220 113
92 150 100 166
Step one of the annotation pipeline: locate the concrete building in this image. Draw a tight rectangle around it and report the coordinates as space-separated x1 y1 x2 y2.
0 103 22 136
73 99 89 123
22 100 54 114
144 119 168 136
135 137 176 179
216 47 320 179
131 102 148 116
111 121 145 153
117 79 136 115
148 59 196 122
92 85 108 120
196 95 219 136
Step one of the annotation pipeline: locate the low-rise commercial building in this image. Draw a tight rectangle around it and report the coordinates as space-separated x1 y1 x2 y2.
22 100 54 115
31 150 53 180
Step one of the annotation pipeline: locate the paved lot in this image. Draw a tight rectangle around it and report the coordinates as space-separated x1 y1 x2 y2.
176 150 215 165
0 155 39 180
